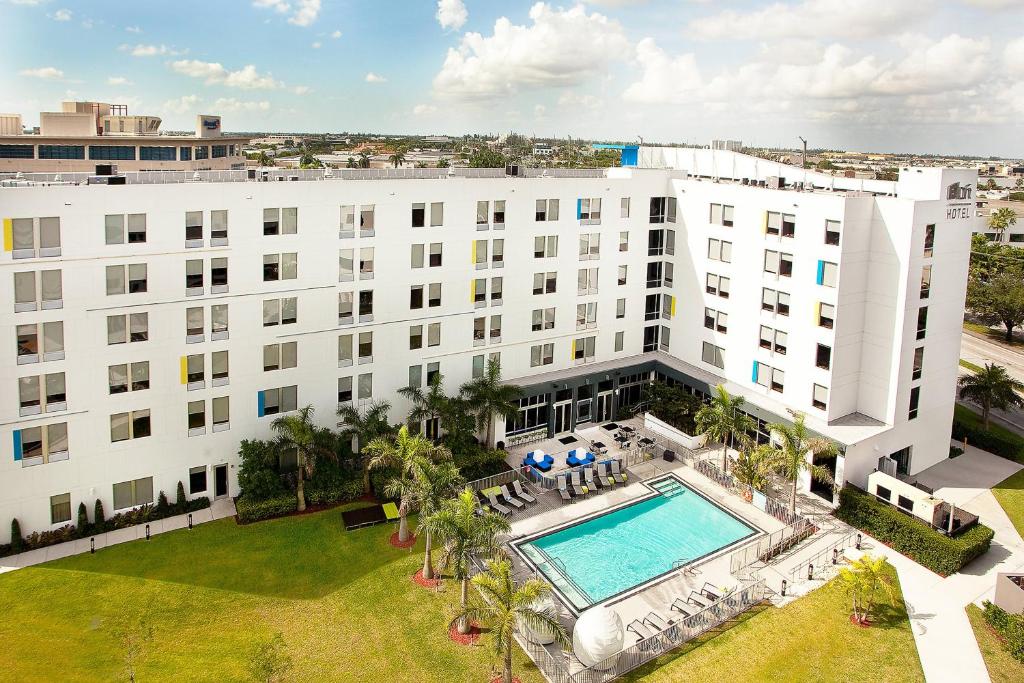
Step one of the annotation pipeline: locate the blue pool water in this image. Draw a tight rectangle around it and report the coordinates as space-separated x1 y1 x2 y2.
517 477 756 611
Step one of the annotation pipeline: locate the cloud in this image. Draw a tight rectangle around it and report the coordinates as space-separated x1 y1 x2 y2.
1005 37 1024 77
433 2 630 100
162 95 201 114
311 41 321 48
436 0 468 30
292 85 311 95
51 8 71 21
8 0 45 5
688 0 931 41
365 72 387 83
331 29 342 39
170 60 282 89
212 97 271 112
125 25 142 33
413 103 438 115
963 0 1019 8
120 43 181 57
623 38 702 104
107 76 133 86
20 66 64 80
534 104 547 117
253 0 320 27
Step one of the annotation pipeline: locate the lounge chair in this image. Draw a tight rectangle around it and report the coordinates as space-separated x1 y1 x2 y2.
627 619 655 640
610 460 627 484
687 592 709 608
701 585 721 601
598 462 615 487
484 490 512 515
499 484 525 509
570 470 587 496
670 598 696 616
558 476 573 502
511 480 536 504
645 612 672 631
584 467 604 490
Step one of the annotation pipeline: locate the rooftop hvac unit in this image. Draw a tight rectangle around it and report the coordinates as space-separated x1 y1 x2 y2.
741 178 750 185
95 164 116 176
505 164 520 177
766 176 781 190
247 169 257 180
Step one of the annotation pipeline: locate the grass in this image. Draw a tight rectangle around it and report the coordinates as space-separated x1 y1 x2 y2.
967 604 1024 683
0 505 543 683
954 403 1024 463
626 566 923 683
960 358 984 373
993 468 1024 539
963 321 1022 346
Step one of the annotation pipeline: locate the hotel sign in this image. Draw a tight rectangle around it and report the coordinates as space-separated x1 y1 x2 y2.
945 181 973 220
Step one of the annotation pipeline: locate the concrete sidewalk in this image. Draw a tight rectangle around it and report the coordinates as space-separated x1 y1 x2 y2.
0 497 236 573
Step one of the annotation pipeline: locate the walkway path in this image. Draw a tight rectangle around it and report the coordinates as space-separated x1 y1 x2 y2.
0 497 237 573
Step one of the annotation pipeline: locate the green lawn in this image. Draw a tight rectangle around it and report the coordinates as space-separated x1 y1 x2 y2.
967 604 1024 683
955 403 1024 464
0 506 542 683
960 358 984 373
993 469 1024 539
964 321 1021 346
626 567 923 683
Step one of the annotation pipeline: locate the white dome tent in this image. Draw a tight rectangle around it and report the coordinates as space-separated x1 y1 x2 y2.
572 606 625 670
521 594 559 645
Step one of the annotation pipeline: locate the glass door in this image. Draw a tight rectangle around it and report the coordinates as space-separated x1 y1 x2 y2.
553 402 572 435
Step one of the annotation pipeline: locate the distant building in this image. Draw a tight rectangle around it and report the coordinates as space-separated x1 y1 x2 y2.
711 139 742 152
423 135 451 143
533 143 555 157
0 100 249 172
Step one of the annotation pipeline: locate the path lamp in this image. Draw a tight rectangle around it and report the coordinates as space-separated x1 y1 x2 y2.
90 538 95 554
781 579 787 597
145 524 150 540
856 533 862 550
832 548 838 565
188 513 193 530
808 563 814 580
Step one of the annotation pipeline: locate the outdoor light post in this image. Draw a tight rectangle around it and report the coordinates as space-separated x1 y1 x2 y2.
145 524 150 540
808 563 814 580
90 538 95 554
832 548 838 565
856 533 862 550
781 579 787 597
188 513 193 530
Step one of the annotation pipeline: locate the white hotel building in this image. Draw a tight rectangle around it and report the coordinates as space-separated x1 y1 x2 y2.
0 148 976 540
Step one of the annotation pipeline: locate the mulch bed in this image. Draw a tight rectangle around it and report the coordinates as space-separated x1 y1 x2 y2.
449 620 482 646
389 531 417 548
849 614 873 628
412 568 442 589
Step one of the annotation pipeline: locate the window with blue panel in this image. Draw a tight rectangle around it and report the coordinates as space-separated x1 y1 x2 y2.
180 146 192 161
140 146 176 161
89 145 136 160
195 146 209 160
212 145 227 159
38 145 85 160
0 144 35 159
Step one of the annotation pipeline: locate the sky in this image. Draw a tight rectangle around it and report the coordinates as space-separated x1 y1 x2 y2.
1 0 1023 156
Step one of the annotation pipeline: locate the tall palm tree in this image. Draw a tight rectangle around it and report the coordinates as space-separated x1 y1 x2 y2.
364 425 449 542
420 488 510 633
399 372 449 441
270 405 335 512
436 158 450 168
389 149 406 168
458 559 570 683
695 384 754 472
762 411 838 513
731 444 775 493
989 207 1018 237
358 151 370 168
958 362 1024 428
337 400 393 494
459 358 522 447
403 460 463 580
256 150 272 167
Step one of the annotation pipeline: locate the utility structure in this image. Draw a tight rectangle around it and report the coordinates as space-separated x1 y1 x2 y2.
798 136 808 169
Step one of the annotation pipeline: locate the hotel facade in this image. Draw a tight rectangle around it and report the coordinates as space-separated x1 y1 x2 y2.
0 148 975 540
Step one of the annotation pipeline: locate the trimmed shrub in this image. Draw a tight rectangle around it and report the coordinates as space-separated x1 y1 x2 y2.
236 495 297 524
76 502 89 538
834 486 993 576
305 478 364 507
238 439 289 501
94 499 105 530
156 491 170 514
23 525 75 550
982 601 1024 662
453 447 510 482
952 405 1024 462
10 519 23 554
176 481 187 512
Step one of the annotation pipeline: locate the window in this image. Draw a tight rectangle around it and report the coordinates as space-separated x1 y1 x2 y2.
533 272 557 295
708 238 732 263
812 384 828 410
532 307 556 331
530 343 554 367
923 224 935 258
185 354 205 386
909 386 920 420
535 199 560 221
411 244 424 269
579 198 602 223
10 216 61 259
702 342 725 369
358 332 373 361
491 239 504 267
106 314 146 345
912 347 924 380
184 211 204 246
412 203 425 227
649 197 677 224
14 422 68 466
474 316 486 345
755 362 785 392
263 253 297 281
409 325 423 350
13 269 62 311
576 302 597 330
818 261 838 287
705 308 728 333
616 298 626 319
210 351 229 386
410 285 424 309
577 267 599 295
358 290 374 318
109 362 149 394
762 288 790 316
818 302 835 329
358 373 373 400
614 331 625 352
263 297 297 327
110 410 151 442
621 197 631 218
759 326 787 354
338 376 353 403
920 266 932 299
180 146 192 161
186 259 204 293
338 334 354 367
816 344 832 370
825 220 841 246
339 248 355 282
194 145 208 160
190 466 208 494
211 258 227 292
112 477 154 510
340 205 356 236
260 386 298 416
106 264 147 295
573 336 596 363
263 207 297 235
263 342 297 371
617 265 628 286
579 233 600 260
428 322 441 347
0 144 34 158
359 205 375 233
426 283 441 307
474 239 488 269
410 364 424 388
476 201 489 227
916 307 928 340
210 210 228 245
706 273 730 298
491 276 503 303
104 214 147 244
709 203 735 227
534 235 558 258
489 315 502 341
50 493 72 524
619 231 629 252
188 400 206 434
764 250 792 277
18 372 66 415
359 247 375 279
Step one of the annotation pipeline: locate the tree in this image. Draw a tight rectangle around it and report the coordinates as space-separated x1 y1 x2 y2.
838 554 897 626
436 158 450 168
389 149 406 168
247 632 293 683
299 150 322 169
420 488 510 633
399 372 450 441
365 425 449 542
270 405 336 512
731 444 775 493
403 459 463 580
459 358 522 447
346 156 357 169
694 384 753 472
337 399 394 494
989 207 1018 236
256 151 272 167
986 178 998 190
1016 177 1023 189
957 362 1024 428
968 269 1024 342
762 411 838 513
358 151 371 168
458 559 570 683
108 608 153 683
468 147 507 168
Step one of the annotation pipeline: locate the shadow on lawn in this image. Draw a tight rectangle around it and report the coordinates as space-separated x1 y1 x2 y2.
27 506 421 600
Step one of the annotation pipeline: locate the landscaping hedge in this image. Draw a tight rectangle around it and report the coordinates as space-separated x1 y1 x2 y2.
952 405 1024 462
305 479 364 507
834 486 993 576
236 495 297 524
982 601 1024 663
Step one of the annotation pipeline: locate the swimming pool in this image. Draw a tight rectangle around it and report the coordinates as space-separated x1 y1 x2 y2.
515 476 757 612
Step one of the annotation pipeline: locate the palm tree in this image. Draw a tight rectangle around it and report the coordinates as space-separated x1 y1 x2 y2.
420 488 510 633
694 384 754 472
458 559 570 683
399 372 449 441
731 444 775 493
345 156 357 169
358 151 370 168
838 554 897 626
270 405 335 512
364 425 449 542
404 460 463 580
389 149 406 168
459 358 522 448
337 399 393 494
256 150 272 167
958 362 1024 428
436 158 450 168
762 411 838 513
989 207 1018 237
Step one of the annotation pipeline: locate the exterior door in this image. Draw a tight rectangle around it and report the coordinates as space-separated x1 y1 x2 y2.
214 464 228 498
576 398 593 425
596 392 613 422
553 402 572 435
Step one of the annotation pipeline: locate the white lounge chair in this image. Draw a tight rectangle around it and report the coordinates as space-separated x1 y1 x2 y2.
610 460 627 484
484 490 512 515
584 467 604 490
499 484 525 509
511 480 536 504
570 470 587 496
558 476 572 502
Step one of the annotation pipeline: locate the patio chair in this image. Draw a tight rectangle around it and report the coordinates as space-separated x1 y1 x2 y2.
627 619 655 641
610 460 627 484
687 591 709 608
499 484 526 509
569 470 587 496
645 611 672 631
669 598 696 616
484 490 512 515
584 467 604 491
598 462 616 487
557 476 573 502
511 480 536 504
